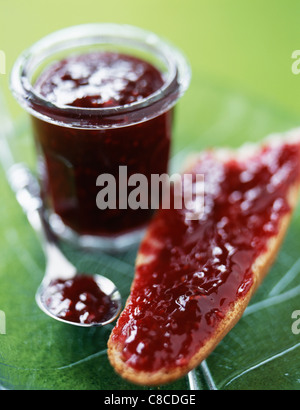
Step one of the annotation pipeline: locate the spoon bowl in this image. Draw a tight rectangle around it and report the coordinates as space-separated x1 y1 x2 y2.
36 273 122 327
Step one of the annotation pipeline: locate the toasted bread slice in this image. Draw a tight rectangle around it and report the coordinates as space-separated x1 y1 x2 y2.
108 131 300 386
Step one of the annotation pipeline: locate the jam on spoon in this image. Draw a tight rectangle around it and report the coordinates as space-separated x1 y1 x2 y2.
42 275 120 325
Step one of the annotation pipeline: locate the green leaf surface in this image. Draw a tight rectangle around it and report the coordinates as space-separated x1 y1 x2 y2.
1 76 300 390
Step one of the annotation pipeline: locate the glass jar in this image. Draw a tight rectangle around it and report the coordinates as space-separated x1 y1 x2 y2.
10 24 191 251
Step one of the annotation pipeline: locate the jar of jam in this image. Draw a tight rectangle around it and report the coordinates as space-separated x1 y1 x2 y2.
10 24 190 251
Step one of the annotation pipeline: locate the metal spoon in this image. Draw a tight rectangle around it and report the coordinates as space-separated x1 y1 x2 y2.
7 163 122 327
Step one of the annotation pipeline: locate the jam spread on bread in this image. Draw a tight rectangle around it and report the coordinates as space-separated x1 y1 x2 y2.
109 140 300 374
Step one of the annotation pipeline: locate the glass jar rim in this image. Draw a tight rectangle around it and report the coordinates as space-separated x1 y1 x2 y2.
10 23 191 129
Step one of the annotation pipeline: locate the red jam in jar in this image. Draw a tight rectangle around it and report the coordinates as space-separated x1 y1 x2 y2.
110 140 300 373
11 24 191 250
32 52 171 239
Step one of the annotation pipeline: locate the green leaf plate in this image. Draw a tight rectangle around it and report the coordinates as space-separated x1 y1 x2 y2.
1 76 300 390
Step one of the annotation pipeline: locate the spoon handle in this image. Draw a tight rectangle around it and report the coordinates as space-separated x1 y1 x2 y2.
8 163 43 226
8 164 76 280
0 87 44 234
7 163 53 247
0 88 61 253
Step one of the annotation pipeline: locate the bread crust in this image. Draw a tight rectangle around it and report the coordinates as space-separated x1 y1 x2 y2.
107 145 300 387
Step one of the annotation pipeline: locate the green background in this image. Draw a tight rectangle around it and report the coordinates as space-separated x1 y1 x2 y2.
1 0 300 118
1 0 300 390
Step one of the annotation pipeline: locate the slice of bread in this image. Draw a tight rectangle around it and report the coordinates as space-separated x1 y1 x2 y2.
108 130 300 386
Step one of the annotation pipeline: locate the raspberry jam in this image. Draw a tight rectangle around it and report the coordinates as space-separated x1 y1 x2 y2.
32 51 171 237
34 52 165 108
110 140 300 373
42 275 118 325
